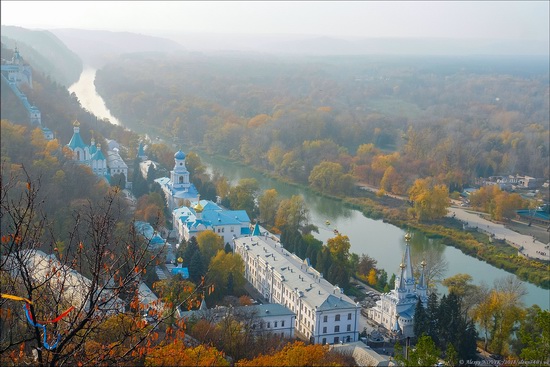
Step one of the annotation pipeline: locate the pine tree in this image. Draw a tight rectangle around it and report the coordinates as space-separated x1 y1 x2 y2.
189 251 205 283
413 297 428 339
426 292 439 346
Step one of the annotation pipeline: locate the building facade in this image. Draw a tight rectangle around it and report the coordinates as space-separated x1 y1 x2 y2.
368 235 428 338
234 235 360 345
172 200 250 244
154 150 199 211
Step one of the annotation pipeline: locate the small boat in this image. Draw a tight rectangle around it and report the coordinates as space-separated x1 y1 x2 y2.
325 220 331 226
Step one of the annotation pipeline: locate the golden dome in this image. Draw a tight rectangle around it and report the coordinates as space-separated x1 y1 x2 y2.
73 120 80 127
194 201 204 213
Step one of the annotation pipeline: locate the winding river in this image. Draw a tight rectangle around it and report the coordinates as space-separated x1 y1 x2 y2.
70 68 549 310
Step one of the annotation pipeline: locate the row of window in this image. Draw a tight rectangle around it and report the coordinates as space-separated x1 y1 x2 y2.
322 324 352 334
322 313 352 323
252 320 286 329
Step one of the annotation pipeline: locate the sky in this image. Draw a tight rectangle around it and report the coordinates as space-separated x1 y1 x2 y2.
1 1 549 41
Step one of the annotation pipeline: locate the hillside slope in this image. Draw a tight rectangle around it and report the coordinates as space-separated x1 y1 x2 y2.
50 28 185 67
1 25 83 87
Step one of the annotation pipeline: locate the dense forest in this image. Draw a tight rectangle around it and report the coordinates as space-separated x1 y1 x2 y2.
95 52 549 198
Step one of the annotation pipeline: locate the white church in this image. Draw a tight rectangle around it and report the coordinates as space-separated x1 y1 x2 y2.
154 150 199 211
368 233 428 338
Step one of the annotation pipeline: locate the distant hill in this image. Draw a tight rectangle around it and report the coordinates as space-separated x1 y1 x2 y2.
50 28 186 67
154 31 549 56
1 25 83 87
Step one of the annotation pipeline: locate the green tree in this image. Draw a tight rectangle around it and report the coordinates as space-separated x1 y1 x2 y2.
188 251 206 283
308 161 346 194
445 343 458 367
258 188 280 226
408 335 441 367
227 178 259 216
413 298 428 339
275 195 309 230
208 250 245 300
197 230 224 266
518 307 550 365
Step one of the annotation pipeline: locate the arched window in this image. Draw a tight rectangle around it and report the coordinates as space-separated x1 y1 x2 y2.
76 151 80 160
179 176 184 184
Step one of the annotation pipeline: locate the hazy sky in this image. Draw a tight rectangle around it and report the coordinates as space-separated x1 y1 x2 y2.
1 1 548 41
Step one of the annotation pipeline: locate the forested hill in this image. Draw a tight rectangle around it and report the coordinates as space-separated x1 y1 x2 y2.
95 52 549 196
0 42 138 164
50 28 186 67
1 25 83 87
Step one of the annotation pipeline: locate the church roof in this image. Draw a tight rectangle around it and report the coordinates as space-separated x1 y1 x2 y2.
67 130 87 150
91 148 105 161
174 150 186 160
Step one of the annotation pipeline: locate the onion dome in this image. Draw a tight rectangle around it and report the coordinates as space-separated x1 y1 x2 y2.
194 201 204 213
73 120 80 127
174 150 186 160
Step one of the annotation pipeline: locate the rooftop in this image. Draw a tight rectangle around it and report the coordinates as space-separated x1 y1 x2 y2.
235 235 358 311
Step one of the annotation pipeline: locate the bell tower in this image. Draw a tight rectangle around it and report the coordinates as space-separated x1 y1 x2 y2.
170 150 190 190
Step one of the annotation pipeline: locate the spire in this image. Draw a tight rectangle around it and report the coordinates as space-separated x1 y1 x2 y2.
252 222 261 236
391 314 401 334
199 296 208 311
404 232 414 281
398 262 406 291
418 259 427 289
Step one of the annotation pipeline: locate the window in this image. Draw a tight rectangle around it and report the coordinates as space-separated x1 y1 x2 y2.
346 336 351 342
334 337 339 344
347 324 351 331
267 322 270 328
323 315 327 323
274 321 278 327
281 320 285 327
322 338 326 345
348 313 352 320
179 176 183 183
323 327 327 334
335 314 340 321
334 326 340 332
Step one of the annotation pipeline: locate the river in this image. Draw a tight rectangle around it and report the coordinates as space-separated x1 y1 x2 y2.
69 68 549 310
68 68 121 126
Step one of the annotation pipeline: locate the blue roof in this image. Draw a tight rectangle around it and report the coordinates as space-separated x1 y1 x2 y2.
241 227 251 235
171 267 189 278
91 149 105 161
89 143 97 155
252 222 261 236
68 131 87 150
516 210 550 221
134 221 165 245
174 150 186 160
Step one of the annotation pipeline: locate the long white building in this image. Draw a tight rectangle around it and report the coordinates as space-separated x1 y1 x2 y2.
234 235 361 345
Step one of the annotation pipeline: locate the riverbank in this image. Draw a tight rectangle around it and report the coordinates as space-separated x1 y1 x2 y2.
194 150 550 290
